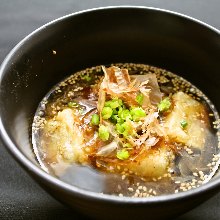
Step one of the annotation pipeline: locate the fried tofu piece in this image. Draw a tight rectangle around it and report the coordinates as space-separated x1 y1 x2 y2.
99 143 174 178
164 92 208 149
41 108 87 163
127 145 174 178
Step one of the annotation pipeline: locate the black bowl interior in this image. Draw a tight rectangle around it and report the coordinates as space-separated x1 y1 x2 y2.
1 6 220 219
1 7 220 164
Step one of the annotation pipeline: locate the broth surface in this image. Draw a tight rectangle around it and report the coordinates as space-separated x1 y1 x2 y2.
32 63 220 197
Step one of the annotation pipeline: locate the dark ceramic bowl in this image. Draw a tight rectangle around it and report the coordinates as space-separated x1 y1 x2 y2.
0 6 220 220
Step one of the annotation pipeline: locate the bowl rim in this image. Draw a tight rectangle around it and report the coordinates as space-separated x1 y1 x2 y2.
0 5 220 204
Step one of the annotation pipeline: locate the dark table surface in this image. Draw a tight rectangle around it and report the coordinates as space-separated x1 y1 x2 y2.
1 0 220 219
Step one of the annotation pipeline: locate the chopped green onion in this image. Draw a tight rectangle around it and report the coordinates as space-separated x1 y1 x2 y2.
91 114 100 126
112 108 118 115
104 100 113 108
136 93 144 105
158 97 171 112
117 117 124 124
116 149 130 160
115 120 133 137
118 109 132 120
105 98 123 109
130 107 146 121
117 98 123 106
111 114 118 123
118 107 123 116
101 107 113 119
122 121 133 137
180 120 188 129
111 114 124 124
98 125 109 141
116 123 125 134
68 101 78 108
81 75 92 82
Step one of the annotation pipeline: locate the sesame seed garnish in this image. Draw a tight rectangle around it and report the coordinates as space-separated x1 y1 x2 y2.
128 187 134 192
32 63 220 198
193 172 198 177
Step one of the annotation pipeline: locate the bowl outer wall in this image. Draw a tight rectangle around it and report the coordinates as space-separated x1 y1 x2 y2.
0 6 220 219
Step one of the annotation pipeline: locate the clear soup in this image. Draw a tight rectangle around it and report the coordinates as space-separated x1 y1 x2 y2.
32 63 220 197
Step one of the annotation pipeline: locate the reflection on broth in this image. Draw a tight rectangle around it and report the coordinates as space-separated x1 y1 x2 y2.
32 63 220 197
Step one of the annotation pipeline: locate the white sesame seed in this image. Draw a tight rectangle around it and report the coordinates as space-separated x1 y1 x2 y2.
193 172 198 177
128 188 134 192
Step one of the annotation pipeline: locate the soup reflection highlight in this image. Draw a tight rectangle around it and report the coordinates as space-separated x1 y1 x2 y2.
32 63 220 197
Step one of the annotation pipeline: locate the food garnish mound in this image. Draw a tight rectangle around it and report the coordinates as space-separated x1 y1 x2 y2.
42 66 208 179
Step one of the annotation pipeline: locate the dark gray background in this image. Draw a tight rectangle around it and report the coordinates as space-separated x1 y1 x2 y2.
0 0 220 219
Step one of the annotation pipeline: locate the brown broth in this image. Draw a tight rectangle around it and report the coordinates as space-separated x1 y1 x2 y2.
32 63 220 197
